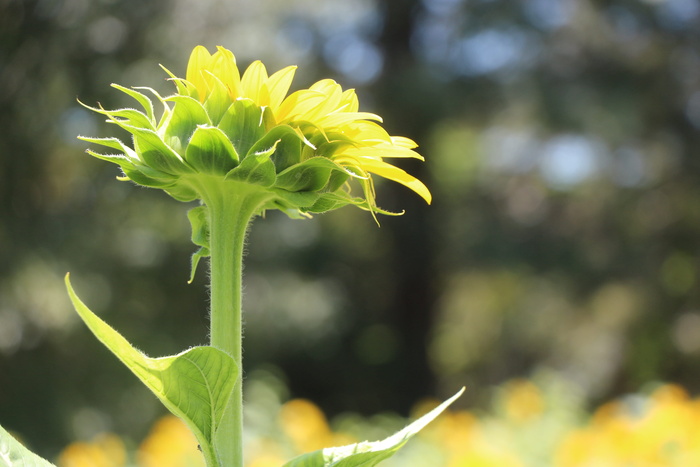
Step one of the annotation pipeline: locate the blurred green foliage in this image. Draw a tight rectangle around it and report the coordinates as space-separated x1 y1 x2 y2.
2 0 700 459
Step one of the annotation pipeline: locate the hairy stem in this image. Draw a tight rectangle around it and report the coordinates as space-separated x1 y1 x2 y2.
202 181 269 467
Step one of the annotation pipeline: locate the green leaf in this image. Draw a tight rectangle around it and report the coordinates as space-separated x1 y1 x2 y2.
111 84 155 124
65 275 238 467
250 125 303 172
270 189 321 210
225 144 277 187
186 126 240 175
0 423 55 467
276 157 349 192
306 192 359 214
120 163 180 189
164 184 201 203
203 76 232 126
78 135 138 159
132 127 195 175
282 387 465 467
187 205 210 283
163 95 212 153
218 99 266 157
160 65 197 98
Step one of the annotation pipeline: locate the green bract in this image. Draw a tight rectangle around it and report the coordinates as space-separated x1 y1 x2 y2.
80 46 432 221
80 91 361 217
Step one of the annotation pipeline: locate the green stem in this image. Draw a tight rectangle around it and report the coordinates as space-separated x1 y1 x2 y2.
201 181 270 467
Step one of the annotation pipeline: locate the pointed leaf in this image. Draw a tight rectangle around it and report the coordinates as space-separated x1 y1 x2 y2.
187 206 210 283
163 95 212 152
111 84 155 124
65 275 238 467
218 99 266 157
203 74 233 125
225 142 277 187
102 107 155 131
276 157 349 192
161 65 198 99
0 424 55 467
186 126 240 175
270 189 321 210
250 125 303 173
282 388 465 467
132 127 195 175
306 191 359 214
164 184 201 203
78 136 138 159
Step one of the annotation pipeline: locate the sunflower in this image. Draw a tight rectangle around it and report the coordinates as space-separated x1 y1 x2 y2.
80 45 430 216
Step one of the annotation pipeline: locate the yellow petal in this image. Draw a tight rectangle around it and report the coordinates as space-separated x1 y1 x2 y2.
360 158 432 204
343 121 392 143
186 46 213 102
211 46 243 99
339 89 359 113
391 136 418 149
266 65 297 110
320 112 382 128
276 89 327 122
304 80 343 121
344 145 424 160
241 60 269 104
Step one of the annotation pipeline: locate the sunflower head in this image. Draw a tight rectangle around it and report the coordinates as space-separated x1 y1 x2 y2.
80 45 431 217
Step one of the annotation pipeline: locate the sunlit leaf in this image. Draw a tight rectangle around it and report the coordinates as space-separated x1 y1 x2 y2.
65 275 238 467
187 205 210 284
0 423 55 467
185 125 239 175
282 388 464 467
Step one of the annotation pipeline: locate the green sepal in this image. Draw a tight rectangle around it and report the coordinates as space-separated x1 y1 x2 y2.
0 423 55 467
218 99 266 158
134 86 173 132
225 142 277 187
122 166 179 189
78 135 138 159
327 171 351 193
84 150 136 173
307 132 355 159
255 125 304 173
111 84 155 124
164 184 200 203
270 189 321 210
160 65 198 99
276 157 350 192
186 126 240 175
306 192 361 214
282 388 465 467
65 275 238 467
187 205 210 283
96 112 194 176
132 128 194 175
163 95 212 153
203 75 232 126
101 107 155 131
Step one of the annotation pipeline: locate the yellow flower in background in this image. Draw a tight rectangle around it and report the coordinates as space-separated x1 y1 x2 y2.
137 415 205 467
555 384 700 467
279 398 355 453
56 380 700 467
500 379 545 423
57 433 126 467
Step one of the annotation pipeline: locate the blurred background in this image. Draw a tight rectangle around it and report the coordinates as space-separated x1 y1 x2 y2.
2 0 700 461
